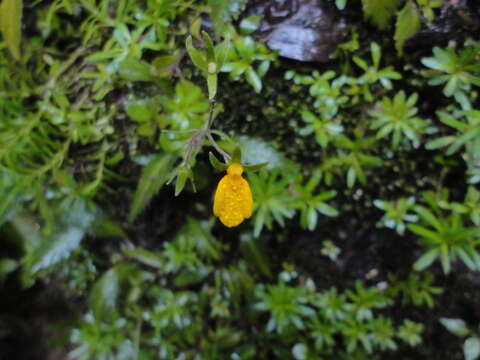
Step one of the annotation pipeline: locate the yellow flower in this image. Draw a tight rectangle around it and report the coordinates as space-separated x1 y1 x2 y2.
213 163 253 227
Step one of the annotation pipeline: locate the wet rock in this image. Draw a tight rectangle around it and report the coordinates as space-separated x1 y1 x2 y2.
247 0 346 62
405 0 480 52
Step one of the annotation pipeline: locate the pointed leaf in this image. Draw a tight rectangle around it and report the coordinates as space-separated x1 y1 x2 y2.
174 167 192 196
394 1 420 56
118 59 154 82
240 234 272 278
209 151 229 171
129 154 175 223
202 31 216 63
362 0 401 30
207 73 217 99
185 35 208 72
232 146 242 163
243 162 269 172
89 264 136 321
0 0 22 60
413 248 439 271
246 67 262 93
215 36 230 69
465 337 480 360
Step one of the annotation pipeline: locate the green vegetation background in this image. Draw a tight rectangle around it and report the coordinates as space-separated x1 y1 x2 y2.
1 0 480 359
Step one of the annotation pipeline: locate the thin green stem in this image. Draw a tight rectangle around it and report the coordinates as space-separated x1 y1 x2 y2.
207 99 217 130
133 316 142 360
208 133 231 163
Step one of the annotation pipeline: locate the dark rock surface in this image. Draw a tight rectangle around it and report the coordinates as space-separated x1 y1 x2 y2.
247 0 346 62
405 0 480 53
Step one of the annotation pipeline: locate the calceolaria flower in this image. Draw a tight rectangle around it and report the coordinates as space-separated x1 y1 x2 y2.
210 148 267 228
214 163 253 227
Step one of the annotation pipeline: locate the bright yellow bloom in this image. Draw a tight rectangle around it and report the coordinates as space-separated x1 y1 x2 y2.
213 163 253 227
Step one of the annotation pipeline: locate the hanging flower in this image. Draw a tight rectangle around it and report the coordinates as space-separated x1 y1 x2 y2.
214 163 253 227
210 148 267 228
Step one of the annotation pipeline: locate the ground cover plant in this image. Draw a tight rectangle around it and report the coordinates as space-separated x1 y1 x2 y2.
1 0 480 359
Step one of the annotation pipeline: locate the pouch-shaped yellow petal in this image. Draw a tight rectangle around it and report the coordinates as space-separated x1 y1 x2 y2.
213 172 253 227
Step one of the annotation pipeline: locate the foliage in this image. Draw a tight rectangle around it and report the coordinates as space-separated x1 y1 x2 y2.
221 28 277 93
416 0 441 23
440 317 480 360
421 46 480 101
427 110 480 183
292 171 338 231
409 192 480 274
1 0 480 359
324 128 382 188
0 0 22 60
394 1 421 56
387 273 442 308
299 109 344 148
369 91 427 149
361 0 401 30
352 43 402 102
397 319 424 347
129 154 175 223
286 70 349 120
374 197 418 235
249 169 296 237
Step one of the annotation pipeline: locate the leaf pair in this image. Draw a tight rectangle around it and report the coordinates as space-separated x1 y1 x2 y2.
185 31 230 99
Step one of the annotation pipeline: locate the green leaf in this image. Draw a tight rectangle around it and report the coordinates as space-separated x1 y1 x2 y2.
185 35 208 72
465 337 480 360
413 205 443 230
240 15 260 35
174 266 211 287
124 247 164 268
125 99 153 122
0 258 17 279
413 248 439 271
238 136 297 171
347 167 356 188
209 151 229 171
25 227 85 275
425 136 455 150
22 200 96 277
371 42 381 68
362 0 401 30
215 36 230 69
394 1 420 56
243 162 269 172
240 234 272 278
421 57 444 71
455 246 478 271
246 67 262 93
408 224 442 243
202 31 216 64
292 343 308 360
440 243 450 274
208 0 248 33
207 73 217 99
317 203 339 217
306 206 318 231
118 59 153 82
257 60 270 78
336 0 347 10
232 145 242 163
90 217 127 238
129 154 175 223
174 167 193 196
236 36 255 62
89 264 136 321
440 318 470 337
0 0 22 60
